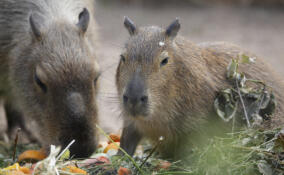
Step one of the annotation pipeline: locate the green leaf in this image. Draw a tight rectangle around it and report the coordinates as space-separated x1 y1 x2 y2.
241 54 250 64
241 54 256 64
226 59 238 79
214 98 225 119
239 87 252 94
214 93 238 122
59 149 70 161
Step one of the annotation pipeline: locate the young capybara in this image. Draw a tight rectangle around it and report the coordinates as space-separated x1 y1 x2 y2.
116 17 284 159
0 0 100 158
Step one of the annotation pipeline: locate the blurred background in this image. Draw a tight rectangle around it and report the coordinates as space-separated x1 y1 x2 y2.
94 0 284 133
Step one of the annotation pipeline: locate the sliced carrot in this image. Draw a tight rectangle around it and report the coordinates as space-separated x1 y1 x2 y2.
18 150 46 162
103 142 119 153
62 166 87 174
118 167 131 175
108 134 120 144
19 167 31 174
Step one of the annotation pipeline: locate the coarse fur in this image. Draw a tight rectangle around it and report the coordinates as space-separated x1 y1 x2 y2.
0 0 100 158
116 18 284 160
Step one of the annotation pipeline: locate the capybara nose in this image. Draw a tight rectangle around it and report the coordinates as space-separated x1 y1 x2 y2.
140 95 148 103
123 93 148 106
123 92 148 116
123 72 148 116
123 95 129 103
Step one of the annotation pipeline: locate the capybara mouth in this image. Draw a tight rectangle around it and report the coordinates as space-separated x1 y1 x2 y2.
60 137 96 158
124 104 149 118
69 140 96 158
59 124 96 158
123 96 149 117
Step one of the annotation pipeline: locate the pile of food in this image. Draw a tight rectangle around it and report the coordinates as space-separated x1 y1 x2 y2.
2 127 284 174
0 132 176 175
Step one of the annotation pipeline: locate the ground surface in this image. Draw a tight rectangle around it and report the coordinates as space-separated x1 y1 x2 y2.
94 1 284 133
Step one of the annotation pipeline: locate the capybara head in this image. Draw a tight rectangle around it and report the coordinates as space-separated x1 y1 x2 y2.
116 17 182 122
12 8 99 158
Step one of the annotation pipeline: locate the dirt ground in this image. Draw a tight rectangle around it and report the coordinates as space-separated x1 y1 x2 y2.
93 1 284 133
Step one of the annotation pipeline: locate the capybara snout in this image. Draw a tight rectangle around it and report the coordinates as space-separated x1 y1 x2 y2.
123 72 149 117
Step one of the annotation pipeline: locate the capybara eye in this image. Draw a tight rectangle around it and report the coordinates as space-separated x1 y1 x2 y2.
94 74 100 85
120 55 126 63
34 74 47 93
160 57 169 67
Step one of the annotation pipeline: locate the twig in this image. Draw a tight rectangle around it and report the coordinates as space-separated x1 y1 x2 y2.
235 79 251 128
139 136 164 169
75 161 79 168
12 128 21 162
95 124 144 175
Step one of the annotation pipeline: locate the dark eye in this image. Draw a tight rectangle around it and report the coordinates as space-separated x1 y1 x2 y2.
34 74 47 93
94 74 100 85
160 57 169 67
120 55 126 63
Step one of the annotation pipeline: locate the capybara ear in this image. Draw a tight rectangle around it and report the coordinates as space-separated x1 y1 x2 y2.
165 18 180 39
77 8 90 34
29 13 42 40
124 16 137 36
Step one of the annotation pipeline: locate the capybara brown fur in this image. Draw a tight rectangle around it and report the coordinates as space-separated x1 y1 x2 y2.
116 17 284 159
0 0 100 158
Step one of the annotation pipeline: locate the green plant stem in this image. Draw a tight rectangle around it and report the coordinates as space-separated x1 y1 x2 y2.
95 124 144 175
246 79 266 86
139 139 161 169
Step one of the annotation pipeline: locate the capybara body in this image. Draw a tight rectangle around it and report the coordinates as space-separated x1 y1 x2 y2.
116 18 284 159
0 0 100 158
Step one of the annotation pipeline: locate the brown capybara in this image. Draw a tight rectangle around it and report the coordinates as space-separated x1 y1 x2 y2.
0 0 100 158
116 17 284 159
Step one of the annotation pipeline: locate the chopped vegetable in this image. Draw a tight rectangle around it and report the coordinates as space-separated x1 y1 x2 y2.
103 142 119 153
18 150 46 162
62 166 87 174
118 167 131 175
108 134 121 144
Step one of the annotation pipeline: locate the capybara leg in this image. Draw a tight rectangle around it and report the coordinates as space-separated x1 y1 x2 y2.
119 123 142 156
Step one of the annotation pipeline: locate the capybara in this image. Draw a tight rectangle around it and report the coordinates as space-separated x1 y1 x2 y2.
116 17 284 159
0 0 100 158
